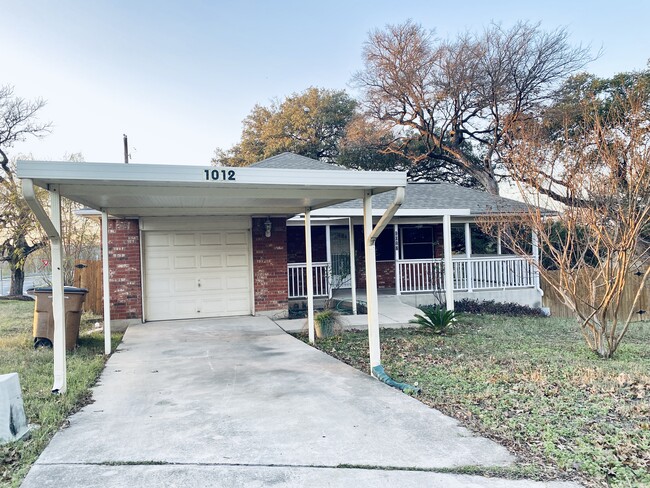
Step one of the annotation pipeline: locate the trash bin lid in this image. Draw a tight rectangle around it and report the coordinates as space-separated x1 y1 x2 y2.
26 286 88 294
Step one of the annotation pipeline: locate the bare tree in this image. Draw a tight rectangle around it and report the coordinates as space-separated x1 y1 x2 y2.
0 85 51 295
489 83 650 358
353 21 591 194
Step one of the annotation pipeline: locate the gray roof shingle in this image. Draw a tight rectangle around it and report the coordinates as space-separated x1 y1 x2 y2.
251 152 347 171
332 182 541 215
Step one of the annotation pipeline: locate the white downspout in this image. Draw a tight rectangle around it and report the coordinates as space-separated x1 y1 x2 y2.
305 209 315 344
22 179 67 394
101 211 112 355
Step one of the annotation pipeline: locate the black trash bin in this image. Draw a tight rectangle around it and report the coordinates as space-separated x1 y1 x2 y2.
28 286 88 351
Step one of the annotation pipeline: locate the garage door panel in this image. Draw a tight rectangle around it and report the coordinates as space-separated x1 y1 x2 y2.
200 233 223 245
226 232 247 245
146 234 171 248
146 255 171 271
174 255 197 269
200 277 224 291
173 233 197 246
200 254 223 268
144 226 251 321
226 253 248 267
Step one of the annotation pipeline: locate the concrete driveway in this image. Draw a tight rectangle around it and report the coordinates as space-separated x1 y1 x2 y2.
22 317 579 487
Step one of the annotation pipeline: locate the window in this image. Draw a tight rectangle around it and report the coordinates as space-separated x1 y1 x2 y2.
401 226 435 259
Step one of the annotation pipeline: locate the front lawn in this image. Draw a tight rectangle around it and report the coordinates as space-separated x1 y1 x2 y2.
307 314 650 487
0 300 123 487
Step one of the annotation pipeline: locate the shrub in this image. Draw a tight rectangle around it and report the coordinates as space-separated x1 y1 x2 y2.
410 306 456 334
453 299 546 317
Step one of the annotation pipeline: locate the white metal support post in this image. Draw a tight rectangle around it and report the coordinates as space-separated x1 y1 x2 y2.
443 214 455 311
363 191 381 369
465 223 473 293
305 209 315 343
101 211 112 355
50 186 67 394
532 230 541 293
348 218 357 315
394 224 401 295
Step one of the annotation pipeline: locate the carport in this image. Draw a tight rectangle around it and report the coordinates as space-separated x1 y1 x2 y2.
17 159 406 393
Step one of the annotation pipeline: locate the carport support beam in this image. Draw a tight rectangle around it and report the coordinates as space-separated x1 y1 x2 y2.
305 209 315 343
348 218 357 315
101 211 112 355
50 186 67 394
363 191 381 369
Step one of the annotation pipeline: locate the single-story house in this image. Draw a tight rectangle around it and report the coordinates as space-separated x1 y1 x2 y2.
17 152 543 393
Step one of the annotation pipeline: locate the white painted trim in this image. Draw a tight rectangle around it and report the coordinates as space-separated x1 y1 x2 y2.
532 231 542 294
101 211 111 355
49 186 67 394
21 179 59 238
248 216 256 316
311 208 471 218
140 216 250 232
368 187 405 244
16 161 406 191
305 209 315 344
138 220 146 323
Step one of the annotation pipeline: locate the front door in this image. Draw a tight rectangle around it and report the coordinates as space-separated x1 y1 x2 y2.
330 226 352 290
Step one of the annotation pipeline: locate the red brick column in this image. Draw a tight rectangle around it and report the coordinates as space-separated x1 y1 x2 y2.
107 219 142 320
252 217 288 315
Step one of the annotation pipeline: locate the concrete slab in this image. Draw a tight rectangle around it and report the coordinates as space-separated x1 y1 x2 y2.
21 316 580 487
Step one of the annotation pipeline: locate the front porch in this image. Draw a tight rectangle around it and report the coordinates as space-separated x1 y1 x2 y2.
287 221 542 308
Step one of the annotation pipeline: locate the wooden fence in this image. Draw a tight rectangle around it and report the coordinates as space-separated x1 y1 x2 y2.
73 259 103 315
541 270 649 322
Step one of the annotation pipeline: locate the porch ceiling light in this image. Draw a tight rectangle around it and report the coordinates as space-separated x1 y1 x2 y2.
264 217 272 238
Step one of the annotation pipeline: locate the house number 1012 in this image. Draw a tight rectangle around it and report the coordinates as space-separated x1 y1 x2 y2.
204 169 236 181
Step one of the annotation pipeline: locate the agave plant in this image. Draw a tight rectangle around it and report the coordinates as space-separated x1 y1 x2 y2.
409 306 456 334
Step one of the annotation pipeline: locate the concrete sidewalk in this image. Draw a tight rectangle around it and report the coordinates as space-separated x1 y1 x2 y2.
22 317 580 487
278 294 422 332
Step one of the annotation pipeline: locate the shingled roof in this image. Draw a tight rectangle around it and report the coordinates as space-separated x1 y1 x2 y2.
251 152 346 171
332 182 543 216
251 153 546 216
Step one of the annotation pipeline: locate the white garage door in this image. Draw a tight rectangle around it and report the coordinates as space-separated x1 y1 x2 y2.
144 227 251 321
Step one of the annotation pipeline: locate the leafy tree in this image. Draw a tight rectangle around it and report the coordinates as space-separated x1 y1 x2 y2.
0 85 51 295
213 87 357 166
353 21 591 194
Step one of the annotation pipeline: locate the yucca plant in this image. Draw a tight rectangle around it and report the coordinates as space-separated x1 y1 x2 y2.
410 306 456 334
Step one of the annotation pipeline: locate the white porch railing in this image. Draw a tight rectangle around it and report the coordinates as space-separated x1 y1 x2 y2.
287 262 330 298
398 256 535 293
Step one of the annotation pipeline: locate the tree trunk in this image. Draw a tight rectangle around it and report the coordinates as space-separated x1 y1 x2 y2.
10 267 25 296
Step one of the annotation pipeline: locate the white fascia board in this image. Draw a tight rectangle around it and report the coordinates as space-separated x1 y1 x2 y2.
16 161 406 192
309 208 471 217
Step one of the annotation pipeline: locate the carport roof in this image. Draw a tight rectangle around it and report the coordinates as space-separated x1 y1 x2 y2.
16 156 406 218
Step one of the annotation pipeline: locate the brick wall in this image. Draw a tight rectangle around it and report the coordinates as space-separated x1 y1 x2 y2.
356 260 396 290
252 217 288 313
107 219 142 320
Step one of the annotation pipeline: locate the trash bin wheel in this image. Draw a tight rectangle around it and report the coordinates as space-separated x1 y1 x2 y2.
34 337 53 349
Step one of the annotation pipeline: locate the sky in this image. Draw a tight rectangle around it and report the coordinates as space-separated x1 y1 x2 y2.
3 0 649 166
